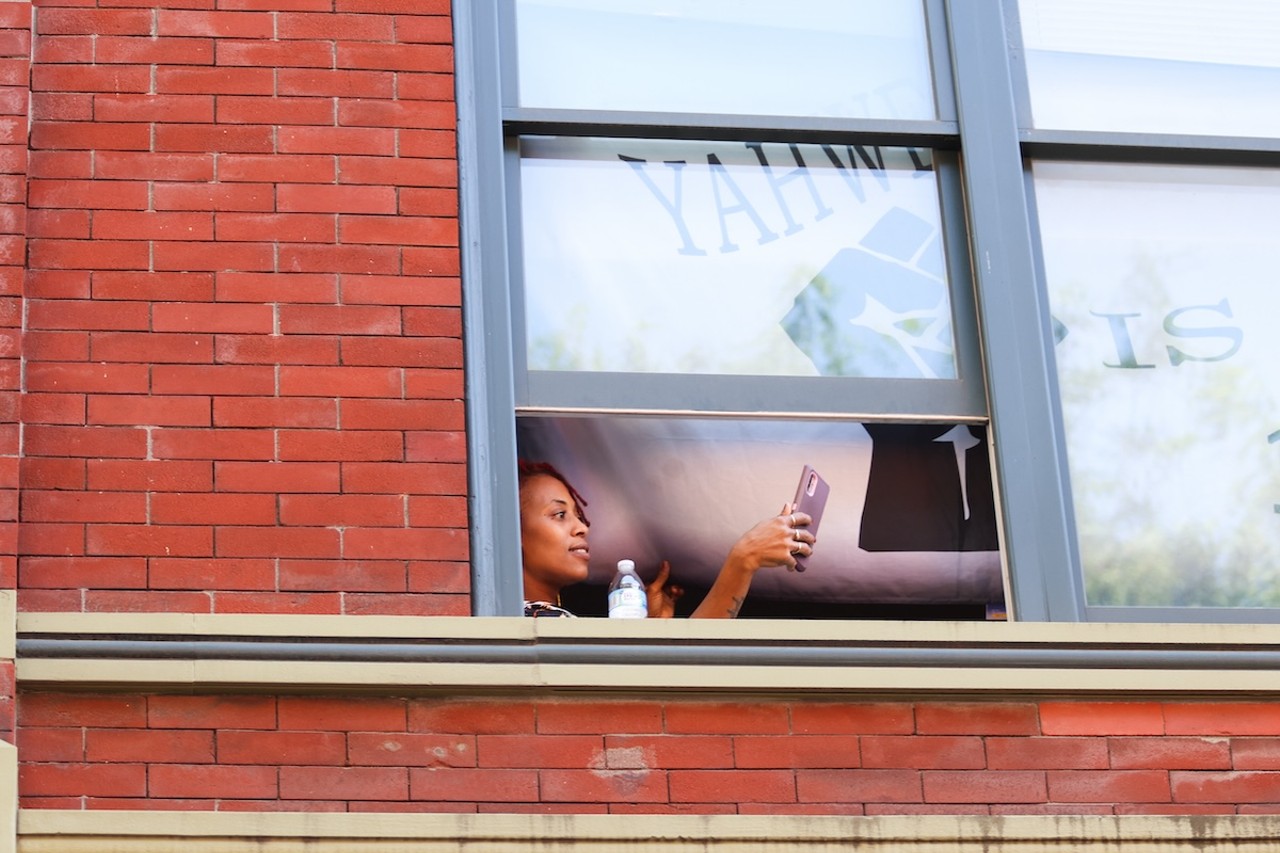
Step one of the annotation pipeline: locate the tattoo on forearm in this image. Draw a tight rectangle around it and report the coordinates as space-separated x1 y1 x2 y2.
727 595 744 618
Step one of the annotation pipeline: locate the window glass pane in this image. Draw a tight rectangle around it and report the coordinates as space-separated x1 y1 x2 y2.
515 0 935 120
1034 161 1280 608
1019 0 1280 136
520 137 956 380
517 414 1005 619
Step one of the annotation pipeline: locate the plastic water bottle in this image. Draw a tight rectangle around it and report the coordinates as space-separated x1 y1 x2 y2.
607 559 647 618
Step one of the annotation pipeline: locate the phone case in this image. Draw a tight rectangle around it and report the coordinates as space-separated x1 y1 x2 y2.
791 464 829 572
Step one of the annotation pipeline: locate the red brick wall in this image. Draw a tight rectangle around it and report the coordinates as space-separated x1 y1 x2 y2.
15 694 1280 814
18 0 469 615
0 1 28 598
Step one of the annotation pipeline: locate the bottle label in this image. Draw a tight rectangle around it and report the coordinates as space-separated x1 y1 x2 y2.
608 586 647 618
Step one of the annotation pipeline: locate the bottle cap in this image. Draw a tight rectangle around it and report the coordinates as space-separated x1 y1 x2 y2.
617 559 635 572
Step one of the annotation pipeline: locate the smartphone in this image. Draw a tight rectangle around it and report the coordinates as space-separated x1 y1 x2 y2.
790 464 829 572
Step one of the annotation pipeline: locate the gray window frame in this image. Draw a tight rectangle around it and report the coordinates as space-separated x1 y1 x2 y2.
456 0 1280 622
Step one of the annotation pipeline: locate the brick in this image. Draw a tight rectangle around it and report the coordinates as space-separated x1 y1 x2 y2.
22 490 146 523
339 157 456 189
734 735 859 769
217 96 335 126
475 734 601 770
92 272 215 301
213 398 337 429
280 766 407 801
278 697 406 732
19 763 146 798
18 393 86 426
349 732 475 767
405 431 468 465
602 735 733 770
151 428 276 460
340 274 458 306
17 693 146 728
94 40 215 68
37 8 153 36
149 557 276 591
217 731 347 765
86 729 215 764
28 299 149 331
1233 738 1280 770
341 337 463 369
28 178 148 210
277 12 393 41
533 703 664 737
538 768 667 804
33 65 151 95
87 524 212 558
1165 703 1280 737
31 121 150 152
986 736 1108 770
410 700 535 735
796 769 921 803
215 526 341 559
213 461 340 493
90 332 214 364
347 463 469 495
1039 702 1164 736
277 430 406 462
406 495 468 528
342 592 469 617
16 727 85 763
344 400 462 432
1110 737 1231 770
214 591 342 614
152 240 275 271
279 126 395 156
15 522 84 557
279 495 403 527
670 769 794 804
88 395 211 427
215 335 341 368
280 558 404 591
92 211 213 241
412 768 538 802
217 212 335 243
25 363 150 395
96 152 215 183
343 527 467 561
340 214 457 246
151 493 277 525
156 68 275 97
277 304 402 335
1048 769 1171 803
149 764 279 799
153 303 273 335
278 184 396 215
278 366 402 398
85 590 213 613
916 703 1039 736
218 155 336 185
21 555 147 589
922 770 1047 804
153 182 274 212
338 43 453 75
1172 771 1280 803
157 9 274 38
278 69 394 99
87 460 213 492
217 40 336 70
860 736 984 770
278 242 402 275
215 273 339 304
664 702 789 735
152 361 277 394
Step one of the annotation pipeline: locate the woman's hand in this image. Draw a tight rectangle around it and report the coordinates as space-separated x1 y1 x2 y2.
645 560 684 619
726 502 815 573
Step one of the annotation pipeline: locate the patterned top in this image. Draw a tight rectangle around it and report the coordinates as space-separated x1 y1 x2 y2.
523 600 576 618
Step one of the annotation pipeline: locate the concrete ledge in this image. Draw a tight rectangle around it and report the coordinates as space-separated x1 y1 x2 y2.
17 811 1280 852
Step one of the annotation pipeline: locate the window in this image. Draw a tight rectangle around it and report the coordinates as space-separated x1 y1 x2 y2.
457 0 1280 622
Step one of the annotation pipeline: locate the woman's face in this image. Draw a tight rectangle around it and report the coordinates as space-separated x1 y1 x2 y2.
519 473 590 599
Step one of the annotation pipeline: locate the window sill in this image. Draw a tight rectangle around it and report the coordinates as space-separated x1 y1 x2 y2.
15 613 1280 697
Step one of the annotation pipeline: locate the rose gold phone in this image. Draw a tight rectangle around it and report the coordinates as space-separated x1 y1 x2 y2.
791 464 829 572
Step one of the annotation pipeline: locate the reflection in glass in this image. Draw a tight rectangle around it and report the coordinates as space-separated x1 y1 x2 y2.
1034 161 1280 608
519 137 954 379
1019 0 1280 136
515 0 934 120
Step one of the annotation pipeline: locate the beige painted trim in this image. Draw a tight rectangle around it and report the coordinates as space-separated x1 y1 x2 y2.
18 611 1280 646
16 612 1280 696
17 657 1280 696
16 811 1280 852
0 744 12 853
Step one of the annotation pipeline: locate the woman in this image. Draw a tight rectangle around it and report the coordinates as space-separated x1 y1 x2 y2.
518 460 815 618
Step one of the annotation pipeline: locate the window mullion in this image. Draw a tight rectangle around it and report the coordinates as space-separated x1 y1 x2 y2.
945 0 1084 622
